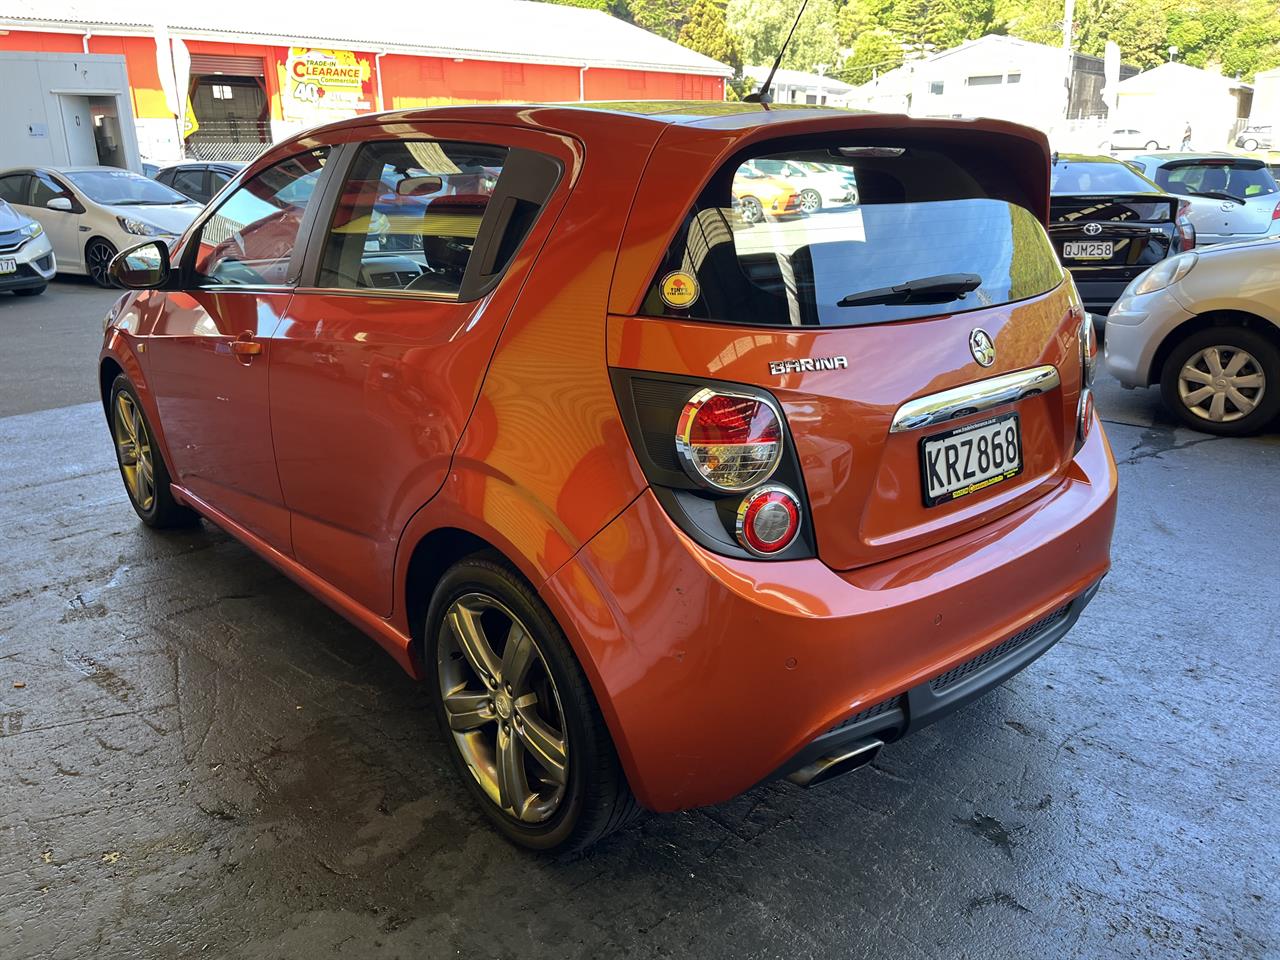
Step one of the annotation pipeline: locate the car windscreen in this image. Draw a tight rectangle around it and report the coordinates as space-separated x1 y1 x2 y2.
1051 161 1154 194
1154 162 1279 200
63 169 190 206
642 144 1062 327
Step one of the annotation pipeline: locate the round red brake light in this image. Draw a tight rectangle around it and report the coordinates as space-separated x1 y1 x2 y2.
736 485 802 556
676 389 783 492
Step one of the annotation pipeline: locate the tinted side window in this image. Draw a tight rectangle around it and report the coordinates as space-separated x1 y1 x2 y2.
172 168 207 200
193 148 328 286
31 174 68 207
0 175 29 204
209 170 231 193
318 140 508 295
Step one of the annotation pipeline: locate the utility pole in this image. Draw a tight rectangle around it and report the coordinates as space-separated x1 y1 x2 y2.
1061 0 1076 120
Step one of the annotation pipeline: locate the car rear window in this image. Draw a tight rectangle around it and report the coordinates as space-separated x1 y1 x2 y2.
1051 161 1154 194
1155 162 1278 200
643 142 1063 327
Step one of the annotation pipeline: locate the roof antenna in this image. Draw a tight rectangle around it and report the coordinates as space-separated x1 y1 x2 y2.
744 0 810 106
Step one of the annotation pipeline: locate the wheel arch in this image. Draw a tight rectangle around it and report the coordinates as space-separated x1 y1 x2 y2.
99 356 124 417
402 526 499 671
1149 310 1280 385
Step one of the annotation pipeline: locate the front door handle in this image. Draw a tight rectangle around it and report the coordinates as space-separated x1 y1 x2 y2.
231 332 262 363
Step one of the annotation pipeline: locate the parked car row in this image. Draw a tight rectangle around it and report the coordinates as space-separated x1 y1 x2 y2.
0 166 202 289
731 159 858 223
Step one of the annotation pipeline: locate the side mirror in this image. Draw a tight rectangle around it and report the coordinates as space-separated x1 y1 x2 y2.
109 239 171 289
46 196 74 212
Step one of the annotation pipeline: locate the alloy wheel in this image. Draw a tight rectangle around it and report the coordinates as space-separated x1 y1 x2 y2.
87 240 116 287
437 592 569 823
799 189 821 214
1177 345 1266 423
112 391 156 512
739 197 763 224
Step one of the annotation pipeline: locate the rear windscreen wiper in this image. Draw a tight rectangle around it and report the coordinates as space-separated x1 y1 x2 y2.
1189 190 1245 205
837 273 982 308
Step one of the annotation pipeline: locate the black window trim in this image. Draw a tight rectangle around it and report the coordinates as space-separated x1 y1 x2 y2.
178 145 338 294
292 134 563 303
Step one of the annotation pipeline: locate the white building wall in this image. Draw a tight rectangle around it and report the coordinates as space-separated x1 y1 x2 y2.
903 42 1070 129
0 51 142 171
1249 68 1280 129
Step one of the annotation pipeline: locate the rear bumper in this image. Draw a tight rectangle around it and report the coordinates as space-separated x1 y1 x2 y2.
773 578 1101 782
543 415 1119 812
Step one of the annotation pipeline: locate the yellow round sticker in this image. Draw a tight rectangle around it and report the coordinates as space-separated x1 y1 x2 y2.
660 271 699 309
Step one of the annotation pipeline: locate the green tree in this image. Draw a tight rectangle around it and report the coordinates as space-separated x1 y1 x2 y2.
628 0 696 39
725 0 841 72
679 0 743 71
839 28 906 83
539 0 612 9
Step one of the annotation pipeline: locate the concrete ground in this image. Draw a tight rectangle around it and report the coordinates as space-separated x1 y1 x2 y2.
1 280 1277 959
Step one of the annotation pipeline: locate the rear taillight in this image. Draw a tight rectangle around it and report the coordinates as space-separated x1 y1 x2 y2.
1272 200 1280 221
736 485 802 556
612 371 814 561
676 389 783 492
1177 200 1196 249
1079 309 1097 387
1077 388 1095 446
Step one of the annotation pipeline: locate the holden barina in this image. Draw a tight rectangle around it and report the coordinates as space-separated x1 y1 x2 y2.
99 103 1118 852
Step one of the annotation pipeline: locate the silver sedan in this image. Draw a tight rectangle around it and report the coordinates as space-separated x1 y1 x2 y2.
1104 236 1280 435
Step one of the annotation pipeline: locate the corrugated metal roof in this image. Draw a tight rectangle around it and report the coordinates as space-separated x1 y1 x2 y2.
0 0 732 76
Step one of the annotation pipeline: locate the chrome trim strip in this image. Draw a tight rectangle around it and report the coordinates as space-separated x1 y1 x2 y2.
889 365 1061 433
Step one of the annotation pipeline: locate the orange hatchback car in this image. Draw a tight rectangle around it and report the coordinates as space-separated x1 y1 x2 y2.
99 103 1117 852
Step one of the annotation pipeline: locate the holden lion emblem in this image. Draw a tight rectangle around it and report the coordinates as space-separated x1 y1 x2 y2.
969 328 996 367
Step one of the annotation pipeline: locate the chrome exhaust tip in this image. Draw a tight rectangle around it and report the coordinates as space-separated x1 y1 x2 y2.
786 739 884 788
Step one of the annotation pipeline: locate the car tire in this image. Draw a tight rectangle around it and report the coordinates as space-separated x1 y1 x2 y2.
799 189 821 214
1145 140 1160 149
107 374 201 527
86 238 118 288
1159 326 1280 436
738 196 764 224
13 284 46 297
1241 138 1259 151
426 556 640 853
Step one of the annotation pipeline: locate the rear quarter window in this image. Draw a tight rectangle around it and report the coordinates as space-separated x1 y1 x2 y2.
643 141 1063 327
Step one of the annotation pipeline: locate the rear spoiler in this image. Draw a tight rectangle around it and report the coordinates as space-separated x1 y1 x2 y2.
1160 157 1266 170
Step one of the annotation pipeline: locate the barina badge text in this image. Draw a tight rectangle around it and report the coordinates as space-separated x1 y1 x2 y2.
769 356 849 375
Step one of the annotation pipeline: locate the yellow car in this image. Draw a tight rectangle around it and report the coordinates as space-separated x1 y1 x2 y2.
732 166 801 223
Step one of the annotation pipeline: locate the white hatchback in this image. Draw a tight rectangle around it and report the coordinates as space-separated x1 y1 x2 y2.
0 166 201 286
1105 236 1280 435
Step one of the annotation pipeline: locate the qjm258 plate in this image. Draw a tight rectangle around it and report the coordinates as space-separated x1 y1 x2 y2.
1062 240 1113 260
920 412 1022 507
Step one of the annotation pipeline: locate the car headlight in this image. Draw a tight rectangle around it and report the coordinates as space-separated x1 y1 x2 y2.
117 216 168 237
1129 253 1197 297
19 221 44 239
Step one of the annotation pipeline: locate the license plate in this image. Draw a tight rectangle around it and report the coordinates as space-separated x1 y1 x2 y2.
920 413 1023 507
1063 240 1113 260
0 258 15 274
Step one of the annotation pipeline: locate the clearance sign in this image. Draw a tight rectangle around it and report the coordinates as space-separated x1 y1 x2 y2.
282 48 373 122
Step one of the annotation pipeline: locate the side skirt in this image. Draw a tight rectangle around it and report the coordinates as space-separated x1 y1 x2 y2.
171 484 421 679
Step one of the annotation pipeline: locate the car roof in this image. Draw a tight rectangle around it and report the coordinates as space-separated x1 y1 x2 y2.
1052 153 1125 164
